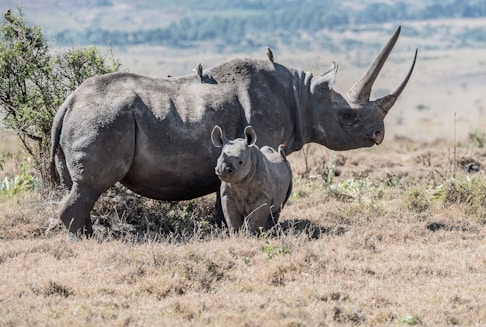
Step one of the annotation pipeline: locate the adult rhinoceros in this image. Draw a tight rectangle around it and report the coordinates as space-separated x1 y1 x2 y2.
50 26 417 235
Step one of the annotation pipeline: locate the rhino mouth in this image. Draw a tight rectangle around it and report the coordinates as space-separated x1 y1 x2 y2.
371 138 382 145
363 138 379 147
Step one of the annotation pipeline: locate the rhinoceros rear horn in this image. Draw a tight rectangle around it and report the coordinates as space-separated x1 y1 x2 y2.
310 61 338 93
374 48 418 114
347 26 402 103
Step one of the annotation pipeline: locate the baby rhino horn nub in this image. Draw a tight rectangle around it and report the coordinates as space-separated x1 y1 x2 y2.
346 26 418 116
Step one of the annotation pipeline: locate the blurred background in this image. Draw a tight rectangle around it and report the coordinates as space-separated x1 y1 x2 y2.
2 0 486 141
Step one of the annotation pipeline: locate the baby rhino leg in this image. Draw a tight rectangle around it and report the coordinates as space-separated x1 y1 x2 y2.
247 203 273 234
221 195 244 231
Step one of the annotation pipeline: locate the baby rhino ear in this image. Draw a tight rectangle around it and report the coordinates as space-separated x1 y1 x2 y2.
310 61 338 94
211 125 226 148
244 126 257 147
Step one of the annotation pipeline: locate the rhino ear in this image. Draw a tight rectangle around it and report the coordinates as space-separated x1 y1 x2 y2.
310 61 338 94
211 125 225 148
244 125 257 147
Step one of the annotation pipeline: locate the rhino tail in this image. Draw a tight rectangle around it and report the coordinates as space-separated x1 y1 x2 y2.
283 177 293 207
49 102 69 186
282 146 293 207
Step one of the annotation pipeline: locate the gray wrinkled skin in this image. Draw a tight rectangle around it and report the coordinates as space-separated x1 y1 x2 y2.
211 126 292 233
50 27 416 235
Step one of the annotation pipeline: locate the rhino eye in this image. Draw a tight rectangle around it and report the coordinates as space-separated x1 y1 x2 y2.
339 110 357 125
238 160 243 166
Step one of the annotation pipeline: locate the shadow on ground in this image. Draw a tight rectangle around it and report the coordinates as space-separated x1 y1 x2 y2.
273 219 347 239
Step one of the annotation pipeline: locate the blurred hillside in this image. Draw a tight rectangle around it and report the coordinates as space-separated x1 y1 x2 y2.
3 0 486 51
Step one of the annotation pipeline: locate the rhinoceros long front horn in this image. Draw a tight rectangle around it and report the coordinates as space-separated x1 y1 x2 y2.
346 26 418 115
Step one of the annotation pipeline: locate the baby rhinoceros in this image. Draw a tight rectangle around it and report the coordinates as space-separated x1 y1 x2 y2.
211 125 293 233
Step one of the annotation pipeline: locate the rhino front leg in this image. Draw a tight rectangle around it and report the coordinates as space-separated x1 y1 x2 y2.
221 195 244 231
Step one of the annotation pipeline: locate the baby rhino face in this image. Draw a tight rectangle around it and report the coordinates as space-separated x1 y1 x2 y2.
211 125 258 184
215 139 252 183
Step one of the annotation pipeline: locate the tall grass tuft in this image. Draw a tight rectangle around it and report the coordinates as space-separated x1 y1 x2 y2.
434 177 486 223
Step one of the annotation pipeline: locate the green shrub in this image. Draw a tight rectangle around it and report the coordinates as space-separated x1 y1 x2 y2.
0 158 35 196
328 177 372 202
433 177 486 223
261 241 291 260
321 151 336 185
469 129 486 148
406 188 430 213
0 7 120 182
434 177 486 205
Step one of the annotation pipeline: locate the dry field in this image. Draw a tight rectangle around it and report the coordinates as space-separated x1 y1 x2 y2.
1 133 485 326
1 15 486 326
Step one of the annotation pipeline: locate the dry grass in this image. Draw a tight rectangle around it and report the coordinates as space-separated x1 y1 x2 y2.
1 136 485 326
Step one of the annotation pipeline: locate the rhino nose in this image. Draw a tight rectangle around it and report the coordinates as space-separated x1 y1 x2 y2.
370 130 384 145
215 163 232 176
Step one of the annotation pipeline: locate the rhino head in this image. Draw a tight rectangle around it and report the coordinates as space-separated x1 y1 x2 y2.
211 125 257 184
305 26 417 151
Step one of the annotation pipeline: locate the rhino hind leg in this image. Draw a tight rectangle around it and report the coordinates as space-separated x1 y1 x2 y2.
59 159 133 238
246 205 282 234
214 189 226 228
58 161 132 237
57 106 135 237
58 183 98 237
